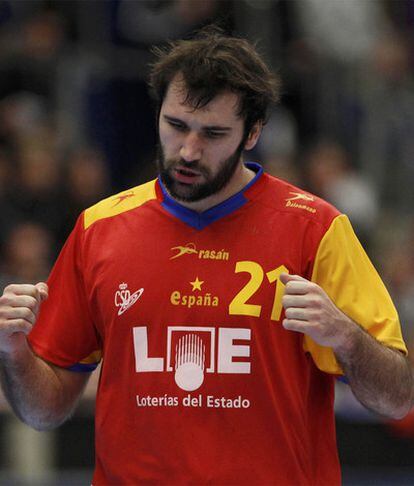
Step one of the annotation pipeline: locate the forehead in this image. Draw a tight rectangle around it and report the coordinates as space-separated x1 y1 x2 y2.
161 77 242 125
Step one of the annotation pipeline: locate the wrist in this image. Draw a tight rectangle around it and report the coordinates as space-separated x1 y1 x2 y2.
0 336 32 367
332 318 363 356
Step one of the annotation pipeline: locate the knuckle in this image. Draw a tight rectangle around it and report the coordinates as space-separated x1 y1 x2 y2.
0 295 9 306
307 295 319 307
285 282 293 291
2 284 14 295
21 308 32 319
307 282 319 294
0 306 10 319
3 283 25 294
26 297 38 311
310 308 321 320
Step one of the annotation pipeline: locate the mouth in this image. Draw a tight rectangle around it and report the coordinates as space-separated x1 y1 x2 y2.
172 167 202 184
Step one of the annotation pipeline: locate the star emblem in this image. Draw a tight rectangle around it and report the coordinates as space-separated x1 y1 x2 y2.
190 277 204 291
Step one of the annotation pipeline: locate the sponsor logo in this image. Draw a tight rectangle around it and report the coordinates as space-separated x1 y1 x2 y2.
133 326 251 393
135 394 250 409
170 291 219 308
115 283 144 316
285 192 316 213
170 242 198 259
111 191 135 207
286 191 314 202
170 242 229 261
170 277 219 308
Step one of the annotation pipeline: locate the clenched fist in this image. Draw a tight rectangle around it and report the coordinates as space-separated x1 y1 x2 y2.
0 283 48 356
280 273 354 351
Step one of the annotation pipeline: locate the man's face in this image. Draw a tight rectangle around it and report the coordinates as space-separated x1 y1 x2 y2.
157 77 249 203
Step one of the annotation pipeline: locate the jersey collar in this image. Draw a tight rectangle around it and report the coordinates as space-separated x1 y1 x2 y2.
158 162 263 230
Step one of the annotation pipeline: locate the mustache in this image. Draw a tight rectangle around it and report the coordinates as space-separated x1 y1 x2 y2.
168 157 198 168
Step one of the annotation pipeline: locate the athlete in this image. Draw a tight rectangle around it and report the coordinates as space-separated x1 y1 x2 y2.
0 28 412 485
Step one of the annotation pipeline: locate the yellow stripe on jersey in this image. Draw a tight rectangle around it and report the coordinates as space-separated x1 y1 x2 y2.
84 180 157 229
304 214 407 375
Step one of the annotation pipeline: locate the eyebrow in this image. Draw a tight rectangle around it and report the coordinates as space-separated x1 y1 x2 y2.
163 115 232 132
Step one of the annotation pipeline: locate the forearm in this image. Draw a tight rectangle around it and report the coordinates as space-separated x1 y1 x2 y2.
334 323 414 419
281 274 413 418
0 342 74 430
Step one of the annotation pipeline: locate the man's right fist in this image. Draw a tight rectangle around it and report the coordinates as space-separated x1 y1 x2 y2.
0 283 48 355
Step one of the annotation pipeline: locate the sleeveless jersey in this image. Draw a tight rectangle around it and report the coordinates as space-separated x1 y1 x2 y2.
28 163 406 485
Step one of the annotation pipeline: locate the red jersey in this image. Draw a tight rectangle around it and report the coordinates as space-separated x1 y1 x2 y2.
29 163 406 485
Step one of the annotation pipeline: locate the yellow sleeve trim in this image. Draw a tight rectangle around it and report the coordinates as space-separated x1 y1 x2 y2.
84 180 157 229
304 214 407 375
79 349 102 365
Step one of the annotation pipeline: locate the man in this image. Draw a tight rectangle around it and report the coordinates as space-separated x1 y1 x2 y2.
0 28 412 485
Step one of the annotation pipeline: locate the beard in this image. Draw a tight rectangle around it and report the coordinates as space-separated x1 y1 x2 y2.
157 140 245 203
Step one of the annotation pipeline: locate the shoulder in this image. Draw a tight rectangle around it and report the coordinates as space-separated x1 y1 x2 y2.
83 179 158 229
257 172 341 228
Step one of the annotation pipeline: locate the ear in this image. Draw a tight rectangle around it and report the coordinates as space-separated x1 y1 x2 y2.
244 122 262 151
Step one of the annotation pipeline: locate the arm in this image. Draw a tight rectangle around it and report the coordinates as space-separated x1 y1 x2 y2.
280 273 414 419
0 283 90 430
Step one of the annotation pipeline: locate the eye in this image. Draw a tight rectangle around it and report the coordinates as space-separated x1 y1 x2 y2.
204 130 225 139
168 120 187 132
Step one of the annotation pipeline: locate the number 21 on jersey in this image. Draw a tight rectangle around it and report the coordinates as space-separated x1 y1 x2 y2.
229 261 288 321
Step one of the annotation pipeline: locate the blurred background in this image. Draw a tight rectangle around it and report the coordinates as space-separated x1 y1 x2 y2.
0 0 413 484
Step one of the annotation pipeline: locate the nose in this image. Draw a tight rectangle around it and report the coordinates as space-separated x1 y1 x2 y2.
179 132 203 162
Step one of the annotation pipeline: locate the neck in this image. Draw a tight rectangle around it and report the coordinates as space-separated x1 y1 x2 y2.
172 162 256 213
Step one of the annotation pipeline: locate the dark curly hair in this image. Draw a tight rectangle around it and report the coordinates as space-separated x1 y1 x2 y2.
149 26 281 135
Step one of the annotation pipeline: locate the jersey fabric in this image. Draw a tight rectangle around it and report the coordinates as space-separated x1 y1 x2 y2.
28 163 406 486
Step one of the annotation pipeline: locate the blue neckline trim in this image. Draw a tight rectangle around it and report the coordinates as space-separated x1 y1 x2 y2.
159 162 263 230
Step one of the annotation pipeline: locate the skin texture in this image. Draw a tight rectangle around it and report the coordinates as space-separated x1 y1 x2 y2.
158 76 261 212
0 284 89 429
281 274 413 419
0 80 412 430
